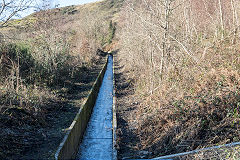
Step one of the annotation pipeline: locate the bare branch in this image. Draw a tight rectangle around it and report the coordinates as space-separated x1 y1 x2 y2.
0 0 34 28
0 0 6 16
168 34 198 63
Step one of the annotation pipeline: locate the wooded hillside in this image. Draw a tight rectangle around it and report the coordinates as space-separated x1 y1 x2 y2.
116 0 240 158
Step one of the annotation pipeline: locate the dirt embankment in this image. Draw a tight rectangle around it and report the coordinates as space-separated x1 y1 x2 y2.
0 58 105 159
115 51 240 159
114 55 149 159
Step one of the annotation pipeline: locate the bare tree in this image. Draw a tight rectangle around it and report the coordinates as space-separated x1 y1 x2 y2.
0 0 34 27
218 0 224 39
231 0 239 44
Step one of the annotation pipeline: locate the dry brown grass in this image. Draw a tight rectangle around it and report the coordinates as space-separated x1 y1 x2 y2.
117 0 240 158
134 66 240 156
0 0 122 158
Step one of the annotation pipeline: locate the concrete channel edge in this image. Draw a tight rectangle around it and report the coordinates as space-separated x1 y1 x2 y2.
55 56 109 160
112 53 118 160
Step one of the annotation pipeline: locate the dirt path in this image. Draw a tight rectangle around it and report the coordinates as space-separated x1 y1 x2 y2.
0 58 105 160
114 55 146 159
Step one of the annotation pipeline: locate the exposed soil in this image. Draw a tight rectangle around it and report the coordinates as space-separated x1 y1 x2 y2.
132 69 240 158
0 57 105 159
115 51 240 159
114 55 148 159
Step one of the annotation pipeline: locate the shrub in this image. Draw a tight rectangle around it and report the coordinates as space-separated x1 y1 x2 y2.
0 42 34 80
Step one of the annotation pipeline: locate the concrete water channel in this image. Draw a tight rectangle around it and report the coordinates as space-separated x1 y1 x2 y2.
76 55 114 160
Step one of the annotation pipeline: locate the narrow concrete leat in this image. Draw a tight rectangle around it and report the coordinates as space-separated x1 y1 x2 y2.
76 55 114 160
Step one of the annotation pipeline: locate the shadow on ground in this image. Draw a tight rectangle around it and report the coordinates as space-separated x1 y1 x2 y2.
114 53 143 159
0 57 106 160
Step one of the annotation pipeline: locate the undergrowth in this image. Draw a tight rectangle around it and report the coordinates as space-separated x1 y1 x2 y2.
117 0 240 158
0 0 121 159
135 68 240 156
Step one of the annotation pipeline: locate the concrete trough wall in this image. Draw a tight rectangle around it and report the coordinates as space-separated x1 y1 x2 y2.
112 54 117 160
55 57 109 160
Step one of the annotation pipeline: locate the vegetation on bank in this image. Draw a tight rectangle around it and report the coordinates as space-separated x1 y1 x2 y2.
2 0 239 158
117 0 240 158
0 0 121 158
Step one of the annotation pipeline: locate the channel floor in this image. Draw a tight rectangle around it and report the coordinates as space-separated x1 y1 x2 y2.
76 55 114 160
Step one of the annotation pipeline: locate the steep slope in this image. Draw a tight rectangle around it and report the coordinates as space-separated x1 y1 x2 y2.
0 0 123 159
115 0 240 159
